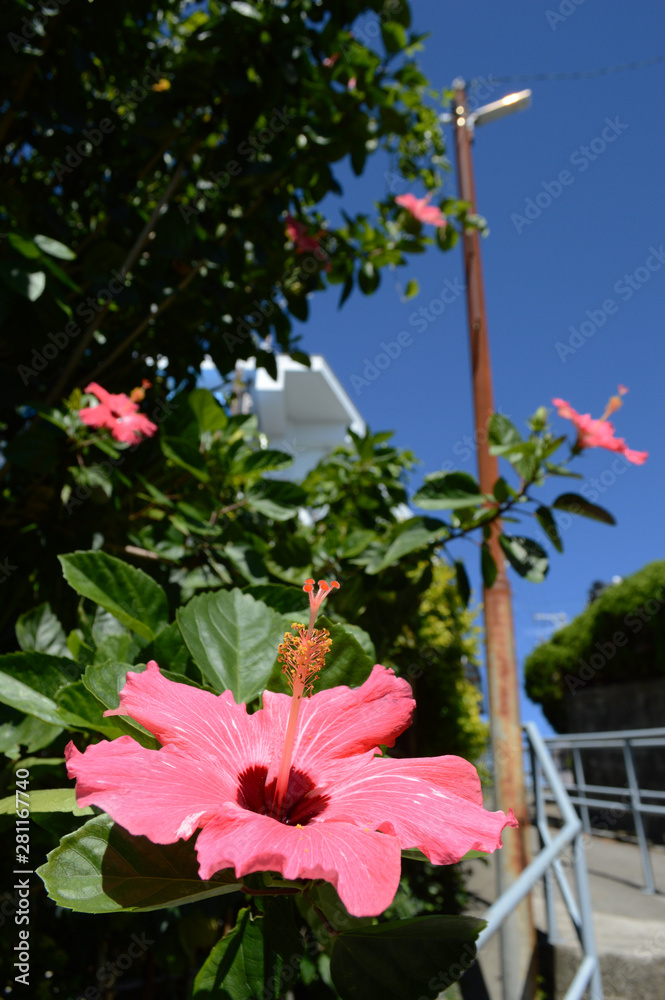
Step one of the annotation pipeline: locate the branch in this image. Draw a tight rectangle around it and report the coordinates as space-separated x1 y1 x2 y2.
44 147 198 405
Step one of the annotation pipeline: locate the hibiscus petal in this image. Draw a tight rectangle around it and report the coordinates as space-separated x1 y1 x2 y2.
196 804 402 917
83 382 116 407
65 736 234 842
106 662 273 779
79 405 114 431
262 665 414 773
111 412 158 443
323 755 517 863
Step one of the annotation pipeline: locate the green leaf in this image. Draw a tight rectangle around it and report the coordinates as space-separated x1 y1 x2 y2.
358 262 380 295
81 662 160 746
413 472 483 510
244 584 305 617
177 589 287 702
230 0 261 18
488 413 522 450
0 262 46 301
0 788 91 816
240 449 294 475
381 21 407 53
544 462 583 479
161 433 210 482
285 292 308 322
8 233 41 258
339 274 354 307
499 535 549 583
481 543 497 588
0 712 62 759
16 603 73 659
34 234 77 259
330 915 485 1000
188 388 228 432
551 493 616 526
404 278 419 299
364 517 448 574
55 681 130 738
59 551 169 641
492 477 511 503
0 652 79 725
193 901 303 999
144 619 193 674
455 561 471 607
37 812 240 913
246 479 306 520
192 909 259 998
535 506 563 553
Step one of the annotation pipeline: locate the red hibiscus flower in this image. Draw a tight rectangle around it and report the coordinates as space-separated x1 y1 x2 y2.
552 386 647 465
79 381 158 445
395 193 447 228
66 581 516 918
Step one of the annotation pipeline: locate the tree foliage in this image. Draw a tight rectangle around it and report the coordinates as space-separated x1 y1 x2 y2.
525 560 665 731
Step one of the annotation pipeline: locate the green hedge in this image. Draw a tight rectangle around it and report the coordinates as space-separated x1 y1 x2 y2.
525 561 665 730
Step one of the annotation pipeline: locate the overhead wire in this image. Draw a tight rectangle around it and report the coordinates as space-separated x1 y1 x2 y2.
481 53 665 85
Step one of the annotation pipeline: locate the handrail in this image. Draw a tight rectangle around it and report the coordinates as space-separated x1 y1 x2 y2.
543 728 664 893
476 723 604 999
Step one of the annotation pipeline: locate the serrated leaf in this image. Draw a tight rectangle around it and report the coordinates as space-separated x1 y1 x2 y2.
37 812 240 912
16 603 73 659
499 535 549 583
0 652 79 725
59 551 169 641
551 493 616 525
330 915 485 1000
177 589 287 702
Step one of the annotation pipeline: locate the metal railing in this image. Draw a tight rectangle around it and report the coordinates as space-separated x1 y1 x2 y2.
476 723 604 1000
543 727 665 894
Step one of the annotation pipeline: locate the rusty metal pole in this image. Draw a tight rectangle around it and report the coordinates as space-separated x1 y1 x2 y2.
452 81 537 1000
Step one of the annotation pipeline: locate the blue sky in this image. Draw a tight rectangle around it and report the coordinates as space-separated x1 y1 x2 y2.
286 0 665 733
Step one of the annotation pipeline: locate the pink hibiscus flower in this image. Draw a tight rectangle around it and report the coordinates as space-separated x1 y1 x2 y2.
552 386 648 465
285 215 323 255
79 381 158 445
395 193 447 228
66 580 516 918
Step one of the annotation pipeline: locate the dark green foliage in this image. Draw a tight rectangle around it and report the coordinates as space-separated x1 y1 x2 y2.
525 560 665 730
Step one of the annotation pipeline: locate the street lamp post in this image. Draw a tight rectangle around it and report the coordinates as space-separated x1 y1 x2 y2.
449 80 537 1000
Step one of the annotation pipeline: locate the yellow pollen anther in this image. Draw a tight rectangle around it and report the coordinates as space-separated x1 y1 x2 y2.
278 625 332 697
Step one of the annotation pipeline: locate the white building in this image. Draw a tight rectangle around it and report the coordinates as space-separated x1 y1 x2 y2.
201 354 365 480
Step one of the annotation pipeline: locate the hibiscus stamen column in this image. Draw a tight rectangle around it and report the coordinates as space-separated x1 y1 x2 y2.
271 579 339 820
